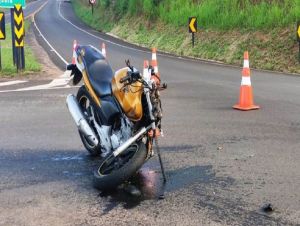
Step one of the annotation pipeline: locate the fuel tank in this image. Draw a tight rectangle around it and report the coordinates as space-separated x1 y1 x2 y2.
112 68 143 121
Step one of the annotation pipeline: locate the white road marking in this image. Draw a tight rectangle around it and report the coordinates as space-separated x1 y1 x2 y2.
33 0 68 66
57 1 152 55
0 84 80 93
17 71 71 91
0 80 27 87
0 71 73 92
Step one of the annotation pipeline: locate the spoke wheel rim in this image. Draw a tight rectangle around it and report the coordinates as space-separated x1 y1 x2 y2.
78 95 96 148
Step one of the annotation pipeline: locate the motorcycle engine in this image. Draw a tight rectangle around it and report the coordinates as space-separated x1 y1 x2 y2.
110 117 132 150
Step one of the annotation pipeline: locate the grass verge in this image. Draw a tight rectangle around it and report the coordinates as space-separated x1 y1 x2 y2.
73 0 300 74
0 20 41 77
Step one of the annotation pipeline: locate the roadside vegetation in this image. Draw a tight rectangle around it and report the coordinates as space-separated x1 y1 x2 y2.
0 21 41 77
73 0 300 73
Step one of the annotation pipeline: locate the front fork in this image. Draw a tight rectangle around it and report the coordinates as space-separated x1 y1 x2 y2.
145 90 166 185
145 90 156 156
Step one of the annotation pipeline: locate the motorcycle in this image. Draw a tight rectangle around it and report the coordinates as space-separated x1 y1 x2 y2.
66 44 167 190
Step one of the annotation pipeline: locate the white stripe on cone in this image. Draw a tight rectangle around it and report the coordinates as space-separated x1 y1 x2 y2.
244 60 249 68
72 41 77 63
241 77 251 86
143 67 148 78
102 48 106 58
152 52 157 61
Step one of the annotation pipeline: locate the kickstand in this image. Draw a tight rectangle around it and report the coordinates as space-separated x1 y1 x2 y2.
154 136 166 199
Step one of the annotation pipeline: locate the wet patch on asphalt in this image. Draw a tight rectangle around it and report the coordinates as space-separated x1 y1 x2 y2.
0 148 291 225
93 164 233 214
0 149 96 192
160 144 206 153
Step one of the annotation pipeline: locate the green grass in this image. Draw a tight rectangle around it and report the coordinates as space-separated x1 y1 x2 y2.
95 0 299 30
73 0 300 74
0 20 41 77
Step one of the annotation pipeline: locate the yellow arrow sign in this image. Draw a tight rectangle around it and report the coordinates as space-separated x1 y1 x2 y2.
14 12 23 25
15 40 24 47
13 4 24 47
298 25 300 39
15 4 22 11
189 17 197 33
0 13 4 39
14 26 24 39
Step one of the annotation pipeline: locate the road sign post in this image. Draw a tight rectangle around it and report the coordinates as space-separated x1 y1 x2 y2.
14 4 25 71
189 17 197 47
0 12 5 70
89 0 95 15
297 22 300 62
10 8 16 65
0 1 27 69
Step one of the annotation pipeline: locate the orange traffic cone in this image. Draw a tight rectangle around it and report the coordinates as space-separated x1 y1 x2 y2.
233 51 259 111
151 48 159 77
151 47 161 85
101 43 106 58
72 40 77 64
143 60 150 79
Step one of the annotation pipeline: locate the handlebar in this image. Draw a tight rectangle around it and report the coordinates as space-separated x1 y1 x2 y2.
120 74 131 83
120 71 141 84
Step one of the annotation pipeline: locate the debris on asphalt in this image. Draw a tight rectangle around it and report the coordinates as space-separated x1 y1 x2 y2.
122 184 141 197
158 194 165 200
261 203 274 213
217 146 223 151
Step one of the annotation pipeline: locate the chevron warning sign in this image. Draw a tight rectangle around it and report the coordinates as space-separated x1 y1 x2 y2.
188 17 197 33
14 4 24 47
0 12 5 40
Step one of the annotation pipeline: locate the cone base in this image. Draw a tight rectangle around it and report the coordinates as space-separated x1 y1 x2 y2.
233 104 260 111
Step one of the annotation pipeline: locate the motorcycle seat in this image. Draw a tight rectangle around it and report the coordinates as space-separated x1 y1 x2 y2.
79 45 114 97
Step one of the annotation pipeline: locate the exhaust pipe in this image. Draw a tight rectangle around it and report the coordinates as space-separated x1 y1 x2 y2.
66 94 99 147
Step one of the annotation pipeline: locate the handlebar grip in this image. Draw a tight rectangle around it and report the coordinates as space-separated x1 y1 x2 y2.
120 74 131 83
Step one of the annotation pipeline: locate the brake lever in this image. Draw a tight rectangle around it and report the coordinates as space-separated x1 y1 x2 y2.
158 83 167 91
125 59 134 71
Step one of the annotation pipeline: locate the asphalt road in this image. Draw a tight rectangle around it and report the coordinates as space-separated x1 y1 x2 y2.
0 0 300 225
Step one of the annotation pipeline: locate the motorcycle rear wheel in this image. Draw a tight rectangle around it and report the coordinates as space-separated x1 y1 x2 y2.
93 141 147 190
77 86 101 156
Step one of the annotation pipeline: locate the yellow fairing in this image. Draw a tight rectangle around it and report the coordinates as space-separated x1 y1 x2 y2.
112 68 143 121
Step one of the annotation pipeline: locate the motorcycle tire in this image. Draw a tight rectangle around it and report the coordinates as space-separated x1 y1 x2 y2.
76 86 101 156
93 141 147 190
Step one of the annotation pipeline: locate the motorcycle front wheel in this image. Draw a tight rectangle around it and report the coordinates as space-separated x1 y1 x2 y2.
93 141 147 190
